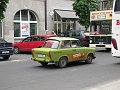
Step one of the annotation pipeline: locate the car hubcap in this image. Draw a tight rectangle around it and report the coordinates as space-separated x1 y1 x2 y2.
88 56 92 63
14 48 18 54
60 60 66 67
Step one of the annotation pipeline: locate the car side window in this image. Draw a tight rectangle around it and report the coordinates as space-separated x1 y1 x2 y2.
71 40 80 47
23 37 32 42
41 36 46 41
61 40 71 48
32 36 39 41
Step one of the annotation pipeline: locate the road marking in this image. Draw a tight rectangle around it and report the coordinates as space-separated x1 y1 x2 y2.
11 59 27 62
70 68 78 71
86 80 120 90
0 59 28 64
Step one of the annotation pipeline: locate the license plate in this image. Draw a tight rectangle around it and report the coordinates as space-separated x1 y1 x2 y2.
99 42 103 44
38 54 45 58
2 51 9 54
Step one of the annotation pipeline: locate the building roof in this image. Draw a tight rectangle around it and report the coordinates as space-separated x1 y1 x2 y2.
55 10 78 19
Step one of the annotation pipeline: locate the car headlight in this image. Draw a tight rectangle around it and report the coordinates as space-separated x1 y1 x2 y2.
90 40 92 43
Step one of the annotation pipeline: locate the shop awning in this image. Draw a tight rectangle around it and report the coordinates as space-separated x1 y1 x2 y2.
55 10 78 19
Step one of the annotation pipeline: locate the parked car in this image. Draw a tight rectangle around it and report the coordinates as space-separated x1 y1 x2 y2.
32 37 96 68
13 34 57 54
0 38 14 60
59 30 89 47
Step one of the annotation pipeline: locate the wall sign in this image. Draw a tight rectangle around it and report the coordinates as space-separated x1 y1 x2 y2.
90 10 112 21
21 23 30 37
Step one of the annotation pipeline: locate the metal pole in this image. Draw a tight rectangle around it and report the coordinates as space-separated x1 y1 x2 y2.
45 0 47 31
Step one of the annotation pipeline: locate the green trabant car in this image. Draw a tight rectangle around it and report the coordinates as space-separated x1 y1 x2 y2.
32 37 96 68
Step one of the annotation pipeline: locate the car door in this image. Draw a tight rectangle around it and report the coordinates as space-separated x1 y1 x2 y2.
28 36 40 50
60 40 78 62
29 36 46 50
19 37 32 51
71 40 85 61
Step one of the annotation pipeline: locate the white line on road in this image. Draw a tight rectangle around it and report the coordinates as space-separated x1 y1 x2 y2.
11 59 27 62
0 59 28 64
86 80 120 90
70 68 78 71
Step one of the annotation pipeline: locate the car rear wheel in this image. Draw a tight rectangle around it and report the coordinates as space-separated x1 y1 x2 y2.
58 57 67 68
106 48 111 52
85 54 93 64
3 55 10 60
14 47 20 54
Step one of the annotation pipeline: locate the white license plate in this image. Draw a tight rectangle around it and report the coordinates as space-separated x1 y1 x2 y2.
38 54 45 58
99 42 103 44
2 51 9 54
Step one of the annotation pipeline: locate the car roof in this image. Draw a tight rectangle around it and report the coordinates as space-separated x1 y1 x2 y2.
32 34 57 37
48 37 79 41
22 34 57 39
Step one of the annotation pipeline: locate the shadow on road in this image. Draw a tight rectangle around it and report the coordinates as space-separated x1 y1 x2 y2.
0 57 10 62
31 61 95 70
96 49 111 53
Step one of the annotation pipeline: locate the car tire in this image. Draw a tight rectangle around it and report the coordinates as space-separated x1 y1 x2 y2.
14 47 20 54
40 62 48 66
58 57 67 68
106 48 111 52
85 54 93 64
3 55 10 60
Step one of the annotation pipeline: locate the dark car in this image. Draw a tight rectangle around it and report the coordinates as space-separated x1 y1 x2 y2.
13 34 57 54
59 30 89 47
0 38 14 60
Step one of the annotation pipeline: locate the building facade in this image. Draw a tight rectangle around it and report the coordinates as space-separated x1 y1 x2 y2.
0 0 113 43
0 0 46 42
0 0 81 43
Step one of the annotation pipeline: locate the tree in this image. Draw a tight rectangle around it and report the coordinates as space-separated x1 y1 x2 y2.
73 0 99 30
0 0 9 21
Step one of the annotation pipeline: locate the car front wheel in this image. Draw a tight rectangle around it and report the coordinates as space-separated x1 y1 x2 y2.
85 54 93 64
14 47 20 54
3 55 10 60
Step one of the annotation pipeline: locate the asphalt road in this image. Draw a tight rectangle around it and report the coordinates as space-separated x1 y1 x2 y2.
0 49 120 90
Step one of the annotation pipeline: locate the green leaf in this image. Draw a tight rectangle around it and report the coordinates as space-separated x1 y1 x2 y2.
0 0 9 21
73 0 99 30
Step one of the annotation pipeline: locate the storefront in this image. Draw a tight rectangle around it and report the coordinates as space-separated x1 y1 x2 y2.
89 10 112 50
53 9 78 35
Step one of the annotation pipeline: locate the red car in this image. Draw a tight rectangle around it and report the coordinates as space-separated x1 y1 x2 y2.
13 34 57 54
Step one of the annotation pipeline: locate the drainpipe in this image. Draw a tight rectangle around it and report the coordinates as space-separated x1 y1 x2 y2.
45 0 47 31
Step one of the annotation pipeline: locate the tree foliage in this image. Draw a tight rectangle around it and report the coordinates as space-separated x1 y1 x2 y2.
0 0 9 21
73 0 99 30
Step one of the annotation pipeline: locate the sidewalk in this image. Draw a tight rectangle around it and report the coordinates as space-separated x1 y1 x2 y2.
87 80 120 90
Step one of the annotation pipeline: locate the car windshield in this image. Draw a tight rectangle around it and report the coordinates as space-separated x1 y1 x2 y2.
43 40 59 49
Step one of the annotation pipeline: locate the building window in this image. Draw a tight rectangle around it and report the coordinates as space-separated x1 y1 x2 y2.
100 0 113 10
14 10 37 38
54 11 75 35
0 21 2 37
114 0 120 11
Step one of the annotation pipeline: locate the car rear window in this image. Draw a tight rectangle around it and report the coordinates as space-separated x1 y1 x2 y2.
43 40 59 49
